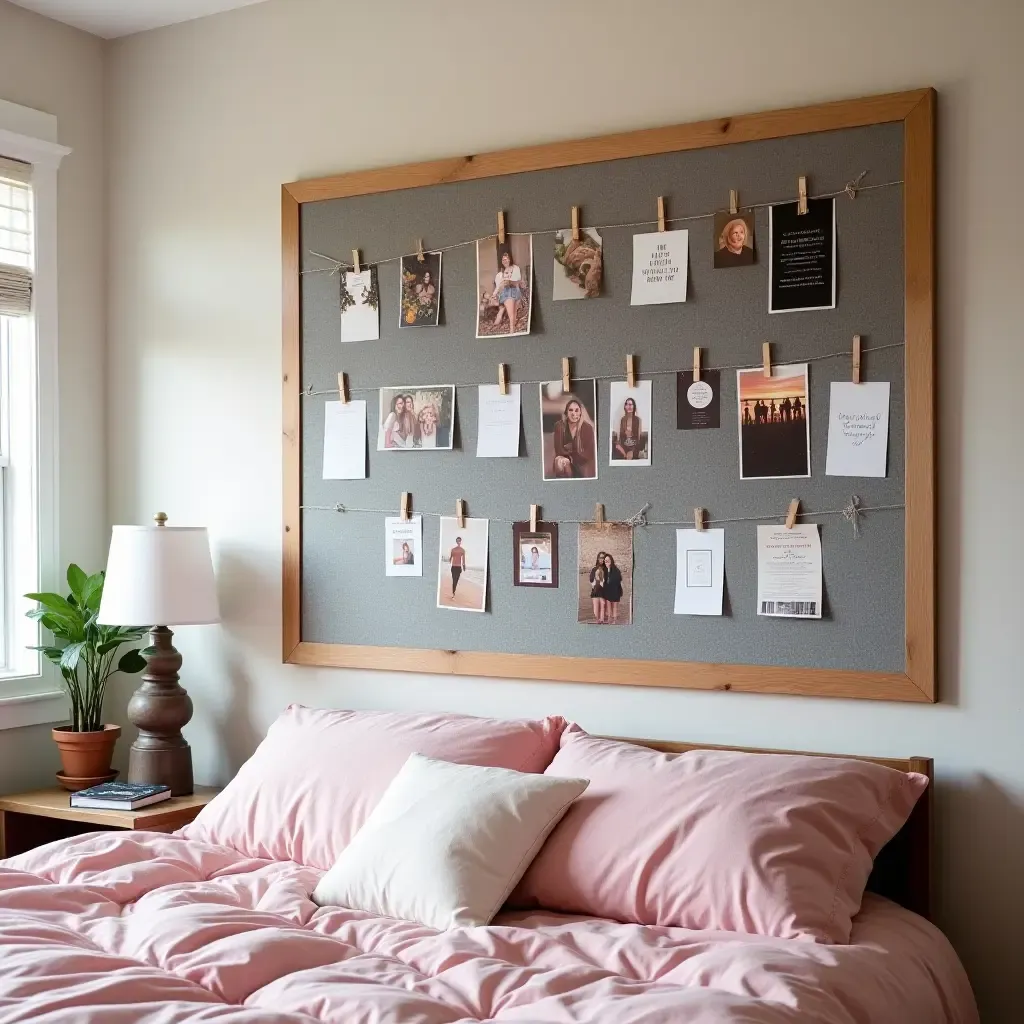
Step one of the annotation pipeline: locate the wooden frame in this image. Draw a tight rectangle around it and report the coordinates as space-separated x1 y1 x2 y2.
283 88 936 703
607 737 933 918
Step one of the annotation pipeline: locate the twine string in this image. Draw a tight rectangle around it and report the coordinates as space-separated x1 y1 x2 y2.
300 342 902 398
304 498 900 536
303 174 899 275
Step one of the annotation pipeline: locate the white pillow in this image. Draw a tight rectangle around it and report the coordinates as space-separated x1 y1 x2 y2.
312 753 588 930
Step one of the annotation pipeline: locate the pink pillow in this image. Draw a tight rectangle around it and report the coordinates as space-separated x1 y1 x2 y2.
181 706 566 869
512 726 927 943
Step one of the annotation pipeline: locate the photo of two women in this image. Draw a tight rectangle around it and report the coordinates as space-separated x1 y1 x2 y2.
577 523 633 626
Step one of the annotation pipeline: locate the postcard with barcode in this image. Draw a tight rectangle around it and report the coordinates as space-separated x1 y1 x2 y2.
755 523 823 619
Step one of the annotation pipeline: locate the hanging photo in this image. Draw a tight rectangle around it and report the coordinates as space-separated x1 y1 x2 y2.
577 523 632 626
512 520 559 588
737 363 810 479
437 516 488 613
377 385 455 450
399 252 441 328
630 229 688 305
476 234 533 338
608 379 652 466
713 211 756 268
676 369 721 429
553 227 602 300
768 197 836 313
385 515 423 577
539 379 598 481
340 268 380 343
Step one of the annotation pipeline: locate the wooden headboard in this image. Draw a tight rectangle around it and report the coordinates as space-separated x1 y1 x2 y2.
605 737 933 919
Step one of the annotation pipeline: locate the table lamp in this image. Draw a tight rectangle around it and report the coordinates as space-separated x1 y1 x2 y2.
97 513 220 795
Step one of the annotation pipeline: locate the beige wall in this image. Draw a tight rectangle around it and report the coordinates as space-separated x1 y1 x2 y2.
103 0 1022 1018
0 1 107 782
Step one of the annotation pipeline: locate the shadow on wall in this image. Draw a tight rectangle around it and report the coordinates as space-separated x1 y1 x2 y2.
935 773 1024 1021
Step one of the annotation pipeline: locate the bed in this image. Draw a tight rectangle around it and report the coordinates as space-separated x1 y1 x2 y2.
0 713 978 1024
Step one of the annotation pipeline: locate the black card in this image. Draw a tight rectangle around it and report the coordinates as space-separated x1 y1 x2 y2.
677 369 720 429
769 197 836 312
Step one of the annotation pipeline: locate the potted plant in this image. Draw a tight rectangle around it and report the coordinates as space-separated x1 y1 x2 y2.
26 565 148 790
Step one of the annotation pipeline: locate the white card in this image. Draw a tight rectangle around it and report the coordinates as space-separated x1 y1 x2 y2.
476 384 521 458
321 400 367 480
385 516 422 577
674 529 725 615
630 230 689 305
825 381 890 478
340 269 380 343
756 524 822 619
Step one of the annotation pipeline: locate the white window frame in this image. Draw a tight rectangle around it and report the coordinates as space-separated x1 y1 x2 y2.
0 100 70 729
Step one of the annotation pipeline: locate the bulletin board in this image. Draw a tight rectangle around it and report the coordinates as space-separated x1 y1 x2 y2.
282 89 936 703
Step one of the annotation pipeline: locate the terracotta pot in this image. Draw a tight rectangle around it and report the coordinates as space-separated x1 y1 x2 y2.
52 725 121 791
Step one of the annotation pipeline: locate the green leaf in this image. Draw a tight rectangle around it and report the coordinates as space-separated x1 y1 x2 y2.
117 648 147 675
66 565 88 603
59 641 86 672
81 573 104 611
27 645 65 663
25 592 78 617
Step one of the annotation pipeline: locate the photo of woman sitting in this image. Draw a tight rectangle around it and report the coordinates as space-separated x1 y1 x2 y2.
550 398 597 479
611 397 648 462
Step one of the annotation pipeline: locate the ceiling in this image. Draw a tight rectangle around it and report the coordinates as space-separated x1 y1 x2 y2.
7 0 271 38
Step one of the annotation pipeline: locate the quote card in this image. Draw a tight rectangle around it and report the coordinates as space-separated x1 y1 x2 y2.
756 524 822 619
321 400 367 480
768 198 836 313
476 384 521 458
676 369 721 429
385 516 422 577
630 229 689 305
674 528 725 616
825 381 890 477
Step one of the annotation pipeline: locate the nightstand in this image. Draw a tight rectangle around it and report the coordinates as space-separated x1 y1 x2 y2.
0 786 219 857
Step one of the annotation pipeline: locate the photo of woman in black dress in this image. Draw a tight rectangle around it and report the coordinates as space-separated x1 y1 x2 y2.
602 553 624 624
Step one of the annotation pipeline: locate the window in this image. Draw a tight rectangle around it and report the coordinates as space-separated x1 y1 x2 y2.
0 107 69 725
0 158 41 680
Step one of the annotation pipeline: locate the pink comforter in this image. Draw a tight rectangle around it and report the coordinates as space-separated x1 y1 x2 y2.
0 832 976 1023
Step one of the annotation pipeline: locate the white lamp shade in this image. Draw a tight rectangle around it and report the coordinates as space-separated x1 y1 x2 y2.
97 525 220 627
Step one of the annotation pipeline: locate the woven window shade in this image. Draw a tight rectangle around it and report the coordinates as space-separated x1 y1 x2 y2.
0 155 32 316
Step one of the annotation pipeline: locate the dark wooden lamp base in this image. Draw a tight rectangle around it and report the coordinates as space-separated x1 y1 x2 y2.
126 626 194 796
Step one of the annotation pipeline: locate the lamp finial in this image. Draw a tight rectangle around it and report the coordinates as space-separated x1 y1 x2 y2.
153 512 168 527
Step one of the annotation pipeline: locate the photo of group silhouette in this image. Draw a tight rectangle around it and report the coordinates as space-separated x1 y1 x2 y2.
736 364 811 479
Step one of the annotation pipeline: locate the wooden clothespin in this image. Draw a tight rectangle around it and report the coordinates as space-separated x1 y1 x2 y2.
762 342 772 378
797 176 808 215
456 499 466 529
657 196 666 232
400 492 411 522
352 249 361 274
497 211 506 243
498 363 508 396
626 354 636 388
594 503 605 525
337 371 349 404
571 206 580 242
416 239 425 263
693 346 702 383
694 507 705 532
852 335 862 384
785 499 801 530
530 504 539 532
729 189 738 215
561 357 571 394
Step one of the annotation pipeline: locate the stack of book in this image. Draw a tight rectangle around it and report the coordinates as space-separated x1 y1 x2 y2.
69 781 172 810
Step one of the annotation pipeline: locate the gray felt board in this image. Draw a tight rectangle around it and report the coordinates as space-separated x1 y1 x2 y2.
299 122 905 673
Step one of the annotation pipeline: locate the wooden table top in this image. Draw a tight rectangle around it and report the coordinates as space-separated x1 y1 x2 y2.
0 786 219 830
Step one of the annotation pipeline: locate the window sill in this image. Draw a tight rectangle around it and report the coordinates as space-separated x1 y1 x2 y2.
0 688 67 731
